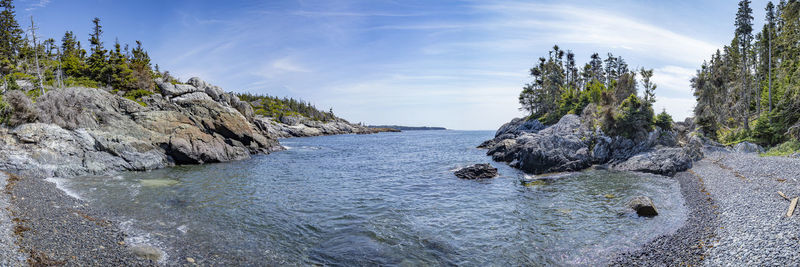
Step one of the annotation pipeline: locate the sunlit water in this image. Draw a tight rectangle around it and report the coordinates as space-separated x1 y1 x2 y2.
58 131 686 265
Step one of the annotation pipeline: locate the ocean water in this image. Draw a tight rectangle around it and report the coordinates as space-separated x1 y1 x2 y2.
59 130 686 265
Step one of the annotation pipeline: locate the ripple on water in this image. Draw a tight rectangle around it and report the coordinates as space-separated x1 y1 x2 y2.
53 131 687 265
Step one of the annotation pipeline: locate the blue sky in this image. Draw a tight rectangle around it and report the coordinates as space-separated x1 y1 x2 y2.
19 0 774 130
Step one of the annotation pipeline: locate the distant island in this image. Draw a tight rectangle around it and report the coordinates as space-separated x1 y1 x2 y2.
367 125 447 131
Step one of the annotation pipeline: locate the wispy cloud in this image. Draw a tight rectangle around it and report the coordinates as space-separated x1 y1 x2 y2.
291 10 427 17
24 0 51 11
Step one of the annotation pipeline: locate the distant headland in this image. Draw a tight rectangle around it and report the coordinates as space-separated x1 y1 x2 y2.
367 125 447 131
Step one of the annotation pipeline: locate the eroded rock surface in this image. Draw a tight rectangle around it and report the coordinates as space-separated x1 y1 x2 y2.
0 77 374 178
481 115 705 176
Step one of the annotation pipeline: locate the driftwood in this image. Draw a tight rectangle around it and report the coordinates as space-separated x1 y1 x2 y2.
778 191 791 201
788 197 798 217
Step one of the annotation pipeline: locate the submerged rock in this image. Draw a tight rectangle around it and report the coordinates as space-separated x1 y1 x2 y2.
454 164 498 179
626 196 659 217
130 245 163 261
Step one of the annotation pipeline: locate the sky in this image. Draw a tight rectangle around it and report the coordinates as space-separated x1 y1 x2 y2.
17 0 776 130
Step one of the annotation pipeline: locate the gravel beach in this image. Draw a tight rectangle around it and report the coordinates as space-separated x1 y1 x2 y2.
613 149 800 266
3 149 800 265
2 171 155 266
610 169 719 266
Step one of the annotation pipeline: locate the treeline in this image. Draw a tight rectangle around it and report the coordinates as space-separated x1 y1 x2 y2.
0 0 170 99
692 0 800 148
0 0 340 126
237 93 337 122
519 45 669 139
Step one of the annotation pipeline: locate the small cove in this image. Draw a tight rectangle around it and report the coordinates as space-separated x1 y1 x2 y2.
57 130 687 265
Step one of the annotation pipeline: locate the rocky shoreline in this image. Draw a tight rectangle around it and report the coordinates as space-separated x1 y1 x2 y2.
0 78 392 265
479 115 703 176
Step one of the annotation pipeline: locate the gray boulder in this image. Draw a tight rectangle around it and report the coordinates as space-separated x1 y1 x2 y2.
157 80 202 97
626 196 658 217
172 92 214 103
512 115 594 174
734 141 764 154
454 164 498 179
188 77 225 101
494 117 545 137
612 147 693 176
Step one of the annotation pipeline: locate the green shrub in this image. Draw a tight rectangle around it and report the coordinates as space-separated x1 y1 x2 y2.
123 89 154 107
762 140 800 157
65 77 100 88
718 128 754 146
654 109 673 131
751 113 782 146
0 95 9 125
124 89 154 99
612 94 654 139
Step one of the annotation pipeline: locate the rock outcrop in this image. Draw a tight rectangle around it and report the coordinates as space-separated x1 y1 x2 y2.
252 115 376 138
481 115 704 176
626 196 659 217
454 164 499 179
0 77 375 178
733 141 764 154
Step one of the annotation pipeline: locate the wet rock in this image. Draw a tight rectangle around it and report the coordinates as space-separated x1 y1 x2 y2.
612 147 694 176
626 196 658 217
130 245 163 261
454 164 498 179
734 141 764 154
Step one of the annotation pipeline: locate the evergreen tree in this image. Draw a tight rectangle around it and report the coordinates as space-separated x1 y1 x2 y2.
735 0 753 130
61 31 85 77
130 40 153 91
0 0 23 69
640 68 656 104
86 17 109 83
766 1 775 113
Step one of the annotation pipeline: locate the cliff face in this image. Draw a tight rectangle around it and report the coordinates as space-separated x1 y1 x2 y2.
0 78 373 178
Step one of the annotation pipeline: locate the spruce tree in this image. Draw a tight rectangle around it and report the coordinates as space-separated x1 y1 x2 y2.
735 0 753 130
87 17 109 84
0 0 23 68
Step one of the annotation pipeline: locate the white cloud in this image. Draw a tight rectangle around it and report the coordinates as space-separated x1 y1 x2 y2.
651 65 697 95
24 0 50 11
271 57 311 73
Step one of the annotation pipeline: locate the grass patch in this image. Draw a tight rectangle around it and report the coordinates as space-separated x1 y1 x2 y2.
762 140 800 157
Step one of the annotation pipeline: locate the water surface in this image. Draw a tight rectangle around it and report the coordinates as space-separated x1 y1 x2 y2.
59 131 686 265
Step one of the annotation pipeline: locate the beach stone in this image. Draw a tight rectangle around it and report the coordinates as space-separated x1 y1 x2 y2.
130 245 163 261
454 164 498 179
626 196 658 217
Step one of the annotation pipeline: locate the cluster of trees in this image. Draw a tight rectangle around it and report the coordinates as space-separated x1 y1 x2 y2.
519 45 665 139
0 0 160 102
692 0 800 147
238 93 338 122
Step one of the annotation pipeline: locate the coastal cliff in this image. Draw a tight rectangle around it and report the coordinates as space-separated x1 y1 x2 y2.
0 77 377 179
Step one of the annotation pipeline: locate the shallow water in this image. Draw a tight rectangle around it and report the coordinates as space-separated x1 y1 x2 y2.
60 130 686 265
